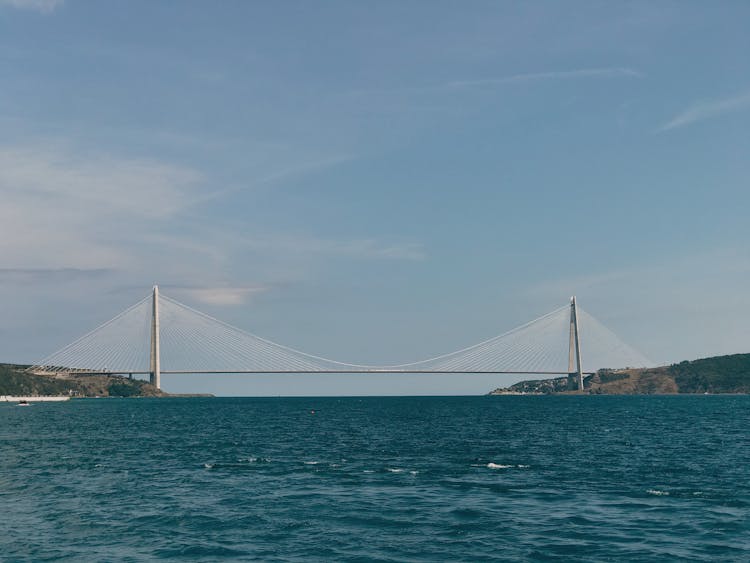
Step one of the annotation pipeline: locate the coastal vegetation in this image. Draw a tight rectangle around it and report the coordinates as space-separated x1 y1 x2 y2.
489 353 750 395
0 364 165 397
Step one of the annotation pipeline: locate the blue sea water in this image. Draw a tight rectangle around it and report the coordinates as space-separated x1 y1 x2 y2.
1 395 748 562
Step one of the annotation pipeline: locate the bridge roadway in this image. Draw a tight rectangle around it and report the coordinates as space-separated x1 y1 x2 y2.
73 370 595 375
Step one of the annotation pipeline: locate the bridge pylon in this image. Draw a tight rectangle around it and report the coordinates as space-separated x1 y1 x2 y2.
568 296 584 391
149 285 161 389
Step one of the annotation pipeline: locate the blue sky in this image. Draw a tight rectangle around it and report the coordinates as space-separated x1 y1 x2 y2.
1 1 749 395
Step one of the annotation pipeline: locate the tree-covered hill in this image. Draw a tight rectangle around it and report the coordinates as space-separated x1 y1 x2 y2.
668 354 750 393
489 353 750 395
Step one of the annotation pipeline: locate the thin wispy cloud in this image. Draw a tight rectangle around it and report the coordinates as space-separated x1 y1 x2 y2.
238 235 426 261
660 91 750 131
0 268 113 283
0 0 63 13
190 153 354 207
448 67 642 88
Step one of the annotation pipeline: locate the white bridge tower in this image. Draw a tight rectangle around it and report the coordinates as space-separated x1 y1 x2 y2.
149 285 161 389
568 296 584 391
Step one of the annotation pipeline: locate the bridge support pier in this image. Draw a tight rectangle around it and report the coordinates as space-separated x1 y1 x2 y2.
568 296 584 391
149 285 161 389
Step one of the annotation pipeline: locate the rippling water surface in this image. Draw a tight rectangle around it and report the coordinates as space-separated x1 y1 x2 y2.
1 396 749 561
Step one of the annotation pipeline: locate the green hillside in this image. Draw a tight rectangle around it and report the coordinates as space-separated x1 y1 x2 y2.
489 353 750 395
668 354 750 393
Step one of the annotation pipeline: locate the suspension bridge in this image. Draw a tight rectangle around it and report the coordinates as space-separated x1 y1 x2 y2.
29 286 652 391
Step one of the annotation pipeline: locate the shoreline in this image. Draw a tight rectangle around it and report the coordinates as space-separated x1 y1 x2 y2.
1 395 71 402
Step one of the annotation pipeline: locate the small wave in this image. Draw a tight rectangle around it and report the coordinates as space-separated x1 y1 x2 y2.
487 463 512 469
202 459 268 470
233 457 270 464
409 470 419 475
363 470 374 473
487 463 529 469
647 489 670 496
303 461 319 465
386 468 405 473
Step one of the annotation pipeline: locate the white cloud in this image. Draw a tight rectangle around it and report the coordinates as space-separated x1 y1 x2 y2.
0 144 202 269
660 91 750 131
449 67 642 88
0 142 424 293
0 146 201 218
0 0 63 13
170 286 269 306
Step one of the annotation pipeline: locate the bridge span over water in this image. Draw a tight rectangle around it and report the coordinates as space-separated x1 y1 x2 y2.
30 286 652 391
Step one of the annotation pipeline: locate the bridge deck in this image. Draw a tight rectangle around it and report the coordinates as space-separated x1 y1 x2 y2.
66 370 595 375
